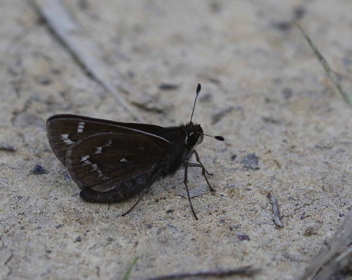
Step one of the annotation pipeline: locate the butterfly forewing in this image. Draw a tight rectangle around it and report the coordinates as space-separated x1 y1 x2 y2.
65 132 171 191
46 114 165 165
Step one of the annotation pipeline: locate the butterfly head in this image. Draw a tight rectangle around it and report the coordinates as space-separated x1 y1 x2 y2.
185 123 204 147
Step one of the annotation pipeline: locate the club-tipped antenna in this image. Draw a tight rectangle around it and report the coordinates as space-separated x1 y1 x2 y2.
190 83 201 123
200 132 225 141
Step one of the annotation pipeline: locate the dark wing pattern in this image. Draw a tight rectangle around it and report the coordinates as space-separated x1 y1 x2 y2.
65 132 170 191
46 114 165 165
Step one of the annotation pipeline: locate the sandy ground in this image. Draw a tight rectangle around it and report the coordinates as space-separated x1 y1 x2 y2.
0 1 352 279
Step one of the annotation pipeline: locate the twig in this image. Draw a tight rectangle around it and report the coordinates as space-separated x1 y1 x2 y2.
294 20 352 107
121 257 139 280
268 194 284 227
30 0 143 121
0 142 16 152
299 209 352 280
142 266 261 280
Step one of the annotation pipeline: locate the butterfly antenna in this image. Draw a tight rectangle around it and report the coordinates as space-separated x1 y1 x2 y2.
190 83 201 123
199 132 225 141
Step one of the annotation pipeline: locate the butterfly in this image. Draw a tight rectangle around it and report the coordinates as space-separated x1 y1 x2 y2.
46 84 224 219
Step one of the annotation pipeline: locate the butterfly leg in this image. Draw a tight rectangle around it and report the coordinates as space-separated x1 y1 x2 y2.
184 160 199 220
121 188 149 217
188 162 213 176
188 150 215 193
187 151 212 175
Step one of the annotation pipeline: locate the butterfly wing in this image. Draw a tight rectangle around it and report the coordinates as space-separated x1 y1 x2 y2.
46 114 165 166
47 115 173 202
64 131 171 202
65 131 169 189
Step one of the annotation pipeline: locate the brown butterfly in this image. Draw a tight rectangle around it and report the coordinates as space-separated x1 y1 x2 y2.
46 84 224 219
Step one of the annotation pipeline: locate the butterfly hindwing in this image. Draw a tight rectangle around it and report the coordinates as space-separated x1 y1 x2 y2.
65 132 171 191
79 161 163 203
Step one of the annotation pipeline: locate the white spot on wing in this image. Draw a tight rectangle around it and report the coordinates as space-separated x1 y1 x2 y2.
103 140 112 147
80 157 110 180
95 147 102 154
81 155 90 162
61 134 74 145
77 122 85 133
120 158 127 162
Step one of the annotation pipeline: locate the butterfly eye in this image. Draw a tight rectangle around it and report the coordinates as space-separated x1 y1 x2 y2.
186 132 198 146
